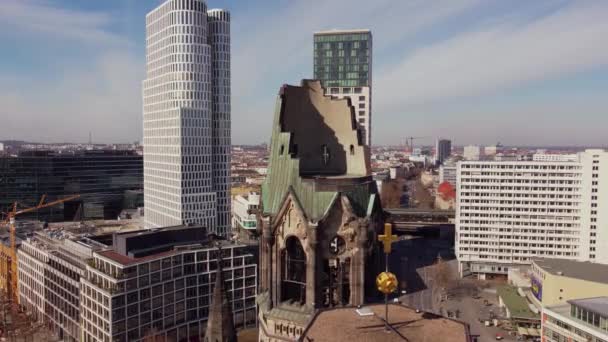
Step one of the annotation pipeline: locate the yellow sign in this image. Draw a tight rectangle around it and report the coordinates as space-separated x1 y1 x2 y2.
378 223 398 254
376 272 398 294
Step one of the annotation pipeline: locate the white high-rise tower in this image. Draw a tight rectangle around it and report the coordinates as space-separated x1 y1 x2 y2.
143 0 231 235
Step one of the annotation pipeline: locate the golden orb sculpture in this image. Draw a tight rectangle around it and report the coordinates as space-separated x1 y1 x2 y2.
376 272 398 294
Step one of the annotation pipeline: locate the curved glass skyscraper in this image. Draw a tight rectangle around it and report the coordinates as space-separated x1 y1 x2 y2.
143 0 231 235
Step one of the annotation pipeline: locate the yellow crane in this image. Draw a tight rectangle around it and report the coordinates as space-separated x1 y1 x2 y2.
1 194 80 304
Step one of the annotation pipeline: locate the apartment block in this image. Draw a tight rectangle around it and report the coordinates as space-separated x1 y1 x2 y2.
456 149 608 278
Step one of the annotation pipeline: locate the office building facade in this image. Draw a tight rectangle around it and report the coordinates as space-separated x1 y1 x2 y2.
314 29 372 145
435 139 452 165
143 0 231 235
18 231 106 341
543 297 608 342
456 149 608 278
18 226 257 342
82 227 256 342
0 151 142 222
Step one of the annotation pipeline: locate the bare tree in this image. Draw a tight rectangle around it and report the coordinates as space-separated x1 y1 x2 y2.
381 180 403 208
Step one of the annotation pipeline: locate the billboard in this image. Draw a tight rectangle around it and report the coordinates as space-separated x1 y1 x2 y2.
531 276 543 301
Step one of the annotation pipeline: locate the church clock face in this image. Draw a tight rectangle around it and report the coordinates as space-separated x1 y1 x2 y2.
329 235 346 255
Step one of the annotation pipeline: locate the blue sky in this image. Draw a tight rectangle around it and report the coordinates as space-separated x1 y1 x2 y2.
1 0 607 146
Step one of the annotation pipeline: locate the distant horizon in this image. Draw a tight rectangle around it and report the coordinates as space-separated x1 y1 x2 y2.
2 138 606 151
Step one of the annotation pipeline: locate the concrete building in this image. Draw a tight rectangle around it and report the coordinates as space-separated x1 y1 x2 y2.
81 226 256 342
18 225 256 342
0 150 142 222
257 80 384 341
231 192 259 232
435 139 451 165
484 145 497 157
463 145 481 161
18 230 107 341
456 149 608 278
543 297 608 342
314 29 373 146
529 259 608 308
532 153 579 162
143 0 232 235
439 162 458 187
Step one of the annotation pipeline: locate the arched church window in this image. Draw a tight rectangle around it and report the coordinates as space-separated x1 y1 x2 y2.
281 237 306 304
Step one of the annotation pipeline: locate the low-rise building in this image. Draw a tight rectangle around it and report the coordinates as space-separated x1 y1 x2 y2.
530 259 608 308
543 297 608 342
231 192 260 232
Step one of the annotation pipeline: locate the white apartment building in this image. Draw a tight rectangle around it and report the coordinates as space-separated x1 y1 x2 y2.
543 297 608 342
143 0 231 235
231 192 259 231
439 163 458 187
456 149 608 278
533 153 579 162
463 145 481 161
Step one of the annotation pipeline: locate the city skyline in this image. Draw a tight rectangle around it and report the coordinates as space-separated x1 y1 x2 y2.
1 0 608 146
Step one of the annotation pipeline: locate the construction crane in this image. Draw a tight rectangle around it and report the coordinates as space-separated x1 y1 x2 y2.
405 136 430 152
0 194 80 304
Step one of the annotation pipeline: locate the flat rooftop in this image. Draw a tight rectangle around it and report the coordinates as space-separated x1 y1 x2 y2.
497 286 539 320
533 258 608 284
568 297 608 317
97 226 242 266
314 29 371 35
301 304 469 342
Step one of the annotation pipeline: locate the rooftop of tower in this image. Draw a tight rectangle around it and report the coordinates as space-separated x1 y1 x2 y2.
314 29 371 35
261 79 380 221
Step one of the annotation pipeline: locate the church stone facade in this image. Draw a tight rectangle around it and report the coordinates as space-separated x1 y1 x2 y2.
257 80 384 341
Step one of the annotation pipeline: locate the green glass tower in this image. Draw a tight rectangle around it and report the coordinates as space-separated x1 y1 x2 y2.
313 29 373 145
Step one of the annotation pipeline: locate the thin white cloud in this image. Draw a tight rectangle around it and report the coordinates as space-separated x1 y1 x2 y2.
0 0 141 143
0 52 143 143
0 0 128 45
230 0 482 144
374 1 608 111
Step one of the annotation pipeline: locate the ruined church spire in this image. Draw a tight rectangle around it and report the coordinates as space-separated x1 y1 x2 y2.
205 248 237 342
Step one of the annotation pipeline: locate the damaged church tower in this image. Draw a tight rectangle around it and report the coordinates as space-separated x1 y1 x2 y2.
257 80 384 341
